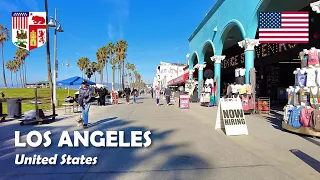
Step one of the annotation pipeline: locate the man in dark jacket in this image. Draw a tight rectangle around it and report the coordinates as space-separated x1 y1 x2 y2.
77 81 93 128
98 87 106 106
124 86 131 104
164 86 171 106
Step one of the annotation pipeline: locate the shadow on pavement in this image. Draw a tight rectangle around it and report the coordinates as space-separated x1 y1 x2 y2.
290 149 320 173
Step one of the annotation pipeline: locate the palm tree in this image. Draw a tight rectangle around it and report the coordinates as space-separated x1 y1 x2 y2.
90 61 98 83
110 56 118 90
13 59 20 87
128 72 132 87
125 62 131 86
106 42 115 86
6 60 14 87
118 63 121 87
115 40 128 90
96 47 107 83
0 25 10 88
85 67 93 80
77 57 90 77
14 48 29 87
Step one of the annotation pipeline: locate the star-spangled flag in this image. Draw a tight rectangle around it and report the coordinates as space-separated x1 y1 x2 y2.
258 12 309 43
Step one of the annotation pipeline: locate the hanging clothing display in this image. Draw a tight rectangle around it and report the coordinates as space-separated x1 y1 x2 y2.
308 49 319 65
295 69 307 87
299 52 308 68
306 68 317 87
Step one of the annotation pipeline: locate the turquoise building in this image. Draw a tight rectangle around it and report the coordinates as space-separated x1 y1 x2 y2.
188 0 317 103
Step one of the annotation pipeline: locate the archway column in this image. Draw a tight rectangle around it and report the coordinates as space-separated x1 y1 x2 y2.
211 55 225 103
238 38 259 84
189 69 195 80
194 63 206 98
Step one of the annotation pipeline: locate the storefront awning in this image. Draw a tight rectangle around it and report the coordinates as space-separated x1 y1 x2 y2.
168 73 189 86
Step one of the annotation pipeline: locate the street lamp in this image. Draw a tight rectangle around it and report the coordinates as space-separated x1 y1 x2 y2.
47 8 64 106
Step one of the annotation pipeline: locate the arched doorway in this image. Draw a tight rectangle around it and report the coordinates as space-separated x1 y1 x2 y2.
202 41 215 81
220 20 246 94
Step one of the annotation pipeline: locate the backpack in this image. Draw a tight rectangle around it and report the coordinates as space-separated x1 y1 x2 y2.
300 107 313 127
288 107 302 129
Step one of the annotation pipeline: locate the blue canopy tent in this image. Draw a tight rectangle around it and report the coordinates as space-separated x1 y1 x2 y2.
56 76 96 95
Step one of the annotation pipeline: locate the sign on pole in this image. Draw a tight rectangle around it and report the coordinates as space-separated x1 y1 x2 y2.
215 98 248 136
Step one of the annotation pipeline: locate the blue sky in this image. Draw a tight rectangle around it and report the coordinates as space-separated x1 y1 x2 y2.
0 0 217 84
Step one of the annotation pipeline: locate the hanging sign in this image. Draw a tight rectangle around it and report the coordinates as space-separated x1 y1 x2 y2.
215 98 248 136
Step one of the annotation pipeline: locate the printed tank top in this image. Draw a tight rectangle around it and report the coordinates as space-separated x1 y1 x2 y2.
306 69 317 87
310 87 319 108
300 52 308 68
286 88 294 105
299 89 310 106
293 88 300 106
296 71 306 87
308 49 319 65
311 109 320 131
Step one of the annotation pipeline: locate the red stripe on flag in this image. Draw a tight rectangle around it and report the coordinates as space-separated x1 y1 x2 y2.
281 17 309 19
280 26 309 28
282 12 309 14
259 41 309 43
259 36 309 38
282 22 308 24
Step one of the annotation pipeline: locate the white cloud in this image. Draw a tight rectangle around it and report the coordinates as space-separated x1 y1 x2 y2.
104 0 130 40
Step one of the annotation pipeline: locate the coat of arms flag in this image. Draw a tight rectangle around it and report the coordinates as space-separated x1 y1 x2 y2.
12 12 47 51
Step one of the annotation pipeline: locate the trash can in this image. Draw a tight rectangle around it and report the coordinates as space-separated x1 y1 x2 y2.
7 98 22 118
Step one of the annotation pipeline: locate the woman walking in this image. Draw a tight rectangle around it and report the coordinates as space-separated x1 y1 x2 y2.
155 87 160 106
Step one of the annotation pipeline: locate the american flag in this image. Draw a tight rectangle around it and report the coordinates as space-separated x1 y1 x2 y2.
258 12 309 43
12 12 29 29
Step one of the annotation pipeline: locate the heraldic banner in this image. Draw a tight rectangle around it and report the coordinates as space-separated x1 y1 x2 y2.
12 12 47 51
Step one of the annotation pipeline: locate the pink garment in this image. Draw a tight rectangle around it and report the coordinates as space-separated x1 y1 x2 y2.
300 107 313 127
212 86 217 95
308 49 319 65
242 96 249 111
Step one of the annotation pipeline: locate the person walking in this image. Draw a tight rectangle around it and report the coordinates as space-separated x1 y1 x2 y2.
164 86 171 106
132 88 138 103
77 81 93 128
151 88 154 99
155 87 160 106
124 85 131 104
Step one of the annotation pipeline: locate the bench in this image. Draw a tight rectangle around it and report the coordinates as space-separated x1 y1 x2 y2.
62 103 79 114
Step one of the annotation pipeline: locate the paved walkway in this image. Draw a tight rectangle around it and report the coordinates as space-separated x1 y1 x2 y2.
0 95 319 180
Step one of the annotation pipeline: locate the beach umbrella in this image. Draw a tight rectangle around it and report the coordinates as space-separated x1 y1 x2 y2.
56 76 96 95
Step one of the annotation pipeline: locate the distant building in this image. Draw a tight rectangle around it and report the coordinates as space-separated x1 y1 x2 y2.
154 61 187 89
26 81 50 88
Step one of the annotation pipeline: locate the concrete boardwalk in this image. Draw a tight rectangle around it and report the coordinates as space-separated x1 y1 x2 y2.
0 96 319 180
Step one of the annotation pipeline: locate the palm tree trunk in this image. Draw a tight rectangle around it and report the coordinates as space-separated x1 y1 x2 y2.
21 63 25 86
94 73 96 83
45 0 55 119
15 73 18 88
106 64 108 86
112 67 115 91
100 69 104 84
122 61 125 90
24 63 27 87
19 67 23 87
11 71 13 87
1 43 7 88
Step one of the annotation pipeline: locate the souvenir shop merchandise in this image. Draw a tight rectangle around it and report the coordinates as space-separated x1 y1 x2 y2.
283 105 294 123
235 68 245 85
288 106 302 129
305 67 317 87
303 47 320 66
230 83 238 95
282 50 320 136
246 84 252 95
300 106 313 127
298 87 310 107
299 51 308 68
311 109 320 131
238 84 247 95
294 68 306 87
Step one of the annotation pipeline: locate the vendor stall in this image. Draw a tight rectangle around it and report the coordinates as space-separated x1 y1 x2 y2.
282 48 320 137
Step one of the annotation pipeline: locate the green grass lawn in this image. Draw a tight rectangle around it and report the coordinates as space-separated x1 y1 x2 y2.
0 88 77 114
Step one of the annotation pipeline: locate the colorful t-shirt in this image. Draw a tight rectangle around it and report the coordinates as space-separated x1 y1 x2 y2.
295 70 307 87
306 69 317 87
286 87 294 105
300 107 313 127
299 52 308 68
288 106 302 129
293 87 300 106
239 85 247 94
283 105 294 123
308 49 319 65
